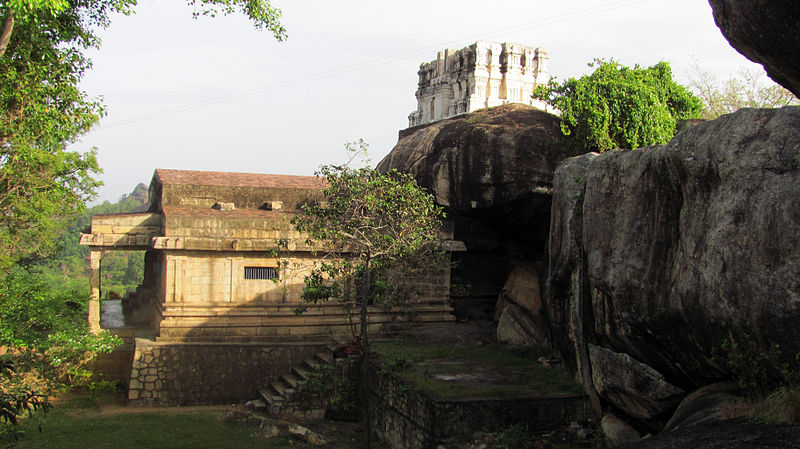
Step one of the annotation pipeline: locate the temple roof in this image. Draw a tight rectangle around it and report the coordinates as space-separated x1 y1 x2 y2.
154 169 325 189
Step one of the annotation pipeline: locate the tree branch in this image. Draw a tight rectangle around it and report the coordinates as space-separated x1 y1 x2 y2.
0 12 14 58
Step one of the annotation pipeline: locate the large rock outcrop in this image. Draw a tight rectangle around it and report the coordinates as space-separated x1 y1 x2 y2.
378 103 572 245
708 0 800 97
545 106 800 418
379 104 578 320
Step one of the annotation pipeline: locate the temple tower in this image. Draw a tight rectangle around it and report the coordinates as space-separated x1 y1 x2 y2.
408 41 550 127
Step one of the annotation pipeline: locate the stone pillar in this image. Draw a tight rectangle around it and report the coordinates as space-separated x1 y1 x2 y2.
89 249 103 332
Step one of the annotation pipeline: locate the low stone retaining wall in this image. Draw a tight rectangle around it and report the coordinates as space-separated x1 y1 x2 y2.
366 361 591 449
128 338 328 405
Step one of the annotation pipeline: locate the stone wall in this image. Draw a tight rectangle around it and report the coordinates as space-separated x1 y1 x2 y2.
127 338 328 405
160 250 316 305
366 361 589 449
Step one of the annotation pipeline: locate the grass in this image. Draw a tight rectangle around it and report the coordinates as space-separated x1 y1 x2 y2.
9 394 377 449
372 341 582 399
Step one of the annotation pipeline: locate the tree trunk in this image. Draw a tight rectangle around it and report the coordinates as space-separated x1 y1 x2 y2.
359 255 372 449
0 12 14 58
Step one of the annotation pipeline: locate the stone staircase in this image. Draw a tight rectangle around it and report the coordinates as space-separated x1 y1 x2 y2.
251 345 340 418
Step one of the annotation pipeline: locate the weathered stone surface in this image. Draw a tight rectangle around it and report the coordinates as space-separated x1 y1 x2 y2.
601 413 641 447
708 0 800 97
619 420 800 449
589 345 684 420
495 263 549 345
545 107 800 395
496 304 545 346
380 104 569 219
495 262 542 319
288 423 327 446
662 382 741 433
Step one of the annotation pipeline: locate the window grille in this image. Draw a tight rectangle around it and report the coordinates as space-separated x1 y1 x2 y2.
244 266 278 280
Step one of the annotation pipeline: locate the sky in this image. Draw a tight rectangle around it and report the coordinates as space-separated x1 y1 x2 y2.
74 0 762 204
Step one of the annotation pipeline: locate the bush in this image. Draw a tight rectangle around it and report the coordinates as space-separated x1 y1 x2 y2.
533 59 703 152
0 267 121 442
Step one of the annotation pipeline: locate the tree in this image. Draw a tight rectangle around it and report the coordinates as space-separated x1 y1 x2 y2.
292 141 445 448
533 59 703 152
0 0 286 57
687 60 800 120
0 1 286 269
0 0 285 437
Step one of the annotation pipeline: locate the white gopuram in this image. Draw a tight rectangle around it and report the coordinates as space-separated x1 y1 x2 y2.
408 41 551 127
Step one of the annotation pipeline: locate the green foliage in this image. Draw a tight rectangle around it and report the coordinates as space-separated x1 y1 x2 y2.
33 183 148 295
292 364 357 415
0 0 285 270
187 0 287 40
687 61 800 120
533 59 703 152
293 141 444 449
0 267 121 443
712 329 800 395
0 358 51 445
292 141 445 314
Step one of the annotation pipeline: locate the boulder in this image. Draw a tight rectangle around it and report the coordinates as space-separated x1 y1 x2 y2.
494 262 542 319
601 413 641 447
379 104 578 320
589 345 684 420
708 0 800 97
378 104 577 249
379 104 568 212
545 106 800 394
619 420 800 449
496 303 547 346
662 382 741 433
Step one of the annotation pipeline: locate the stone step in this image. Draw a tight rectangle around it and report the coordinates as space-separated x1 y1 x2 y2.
314 351 334 365
303 360 321 372
259 388 284 406
256 339 342 418
269 381 287 396
281 373 300 389
292 366 311 381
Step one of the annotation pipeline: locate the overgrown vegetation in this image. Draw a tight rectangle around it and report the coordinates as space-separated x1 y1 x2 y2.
372 341 582 398
0 267 121 444
291 363 357 418
712 328 800 424
712 332 800 396
533 59 703 152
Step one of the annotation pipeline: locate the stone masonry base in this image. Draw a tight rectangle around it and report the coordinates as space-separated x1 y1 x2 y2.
128 338 330 405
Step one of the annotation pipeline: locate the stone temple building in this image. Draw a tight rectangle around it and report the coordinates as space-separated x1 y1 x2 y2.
408 41 550 127
81 169 460 404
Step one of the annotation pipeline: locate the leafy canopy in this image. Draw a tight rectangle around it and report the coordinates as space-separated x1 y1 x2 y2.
533 59 703 152
0 0 285 269
293 150 445 310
